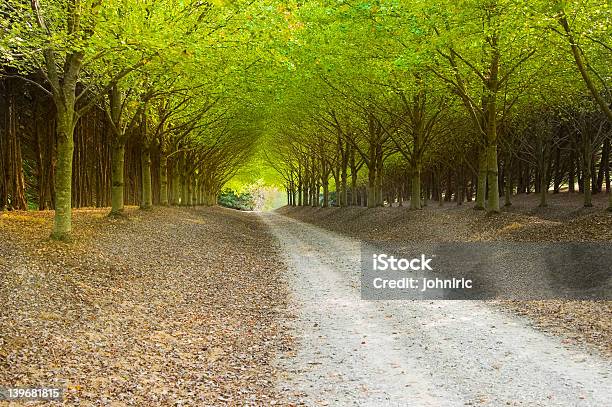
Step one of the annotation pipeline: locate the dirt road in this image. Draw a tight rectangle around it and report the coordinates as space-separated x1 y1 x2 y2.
263 212 612 407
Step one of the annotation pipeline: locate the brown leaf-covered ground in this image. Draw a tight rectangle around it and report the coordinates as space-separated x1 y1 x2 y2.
278 192 612 357
0 207 291 406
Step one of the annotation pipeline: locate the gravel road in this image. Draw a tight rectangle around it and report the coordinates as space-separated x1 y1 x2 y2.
261 212 612 407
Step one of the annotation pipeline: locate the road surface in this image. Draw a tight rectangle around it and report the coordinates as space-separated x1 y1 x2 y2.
261 212 612 407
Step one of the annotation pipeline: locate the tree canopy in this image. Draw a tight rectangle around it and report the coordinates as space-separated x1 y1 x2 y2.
1 0 612 235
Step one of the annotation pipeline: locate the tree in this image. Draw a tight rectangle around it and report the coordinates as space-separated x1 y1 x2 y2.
4 0 160 237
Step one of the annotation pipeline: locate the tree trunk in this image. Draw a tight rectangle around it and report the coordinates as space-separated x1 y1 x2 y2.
298 185 303 206
539 169 548 207
583 136 593 207
375 144 383 207
486 143 500 213
198 180 204 205
1 85 27 211
159 154 168 206
340 159 348 207
591 159 597 194
51 110 76 240
110 142 125 215
553 146 562 193
367 167 376 208
504 163 512 207
569 147 576 192
140 146 153 210
171 163 180 205
456 166 464 206
350 149 358 206
181 172 188 206
187 177 194 206
475 150 487 210
332 168 340 207
410 161 421 210
322 180 329 208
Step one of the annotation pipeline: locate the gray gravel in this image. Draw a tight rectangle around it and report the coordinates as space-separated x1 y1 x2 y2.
261 212 612 407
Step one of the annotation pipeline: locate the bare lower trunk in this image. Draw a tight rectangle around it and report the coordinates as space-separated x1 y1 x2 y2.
187 178 194 206
140 146 152 210
340 167 348 207
583 137 593 207
367 167 376 208
539 171 548 207
160 154 168 206
350 149 358 206
198 181 204 205
410 163 421 210
51 112 75 240
569 149 576 193
456 168 464 206
1 87 27 211
48 51 82 240
475 151 487 210
110 142 125 215
171 165 180 205
322 182 329 208
486 144 500 213
398 183 404 207
504 169 512 207
181 173 188 206
375 146 383 207
312 183 320 207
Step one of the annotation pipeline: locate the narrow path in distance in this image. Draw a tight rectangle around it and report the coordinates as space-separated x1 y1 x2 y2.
262 212 612 407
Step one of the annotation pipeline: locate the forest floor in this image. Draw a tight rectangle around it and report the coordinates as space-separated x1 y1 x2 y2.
0 207 291 406
278 192 612 358
1 196 611 406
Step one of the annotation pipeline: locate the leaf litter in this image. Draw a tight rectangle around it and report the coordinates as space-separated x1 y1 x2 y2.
0 206 294 406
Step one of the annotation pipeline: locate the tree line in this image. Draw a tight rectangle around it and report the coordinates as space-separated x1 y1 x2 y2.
266 1 612 212
1 0 267 239
2 1 612 240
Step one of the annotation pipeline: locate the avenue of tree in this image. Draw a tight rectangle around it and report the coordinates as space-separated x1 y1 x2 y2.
1 1 612 239
267 1 612 213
